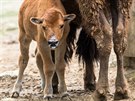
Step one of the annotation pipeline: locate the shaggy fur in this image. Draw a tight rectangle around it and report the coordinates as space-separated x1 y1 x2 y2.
61 0 82 62
76 29 99 65
62 0 133 100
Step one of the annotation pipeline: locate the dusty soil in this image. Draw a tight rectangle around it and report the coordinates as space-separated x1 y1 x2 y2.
0 0 135 101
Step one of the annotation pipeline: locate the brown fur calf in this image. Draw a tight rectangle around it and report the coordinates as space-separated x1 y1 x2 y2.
11 0 75 99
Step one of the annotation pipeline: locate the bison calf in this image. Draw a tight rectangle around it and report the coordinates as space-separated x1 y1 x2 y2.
11 0 75 99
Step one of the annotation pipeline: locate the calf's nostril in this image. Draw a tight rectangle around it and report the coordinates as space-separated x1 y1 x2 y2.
55 41 59 45
48 41 52 45
48 41 59 49
48 41 59 46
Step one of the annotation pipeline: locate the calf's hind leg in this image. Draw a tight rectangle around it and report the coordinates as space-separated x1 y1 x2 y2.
51 50 59 94
11 33 31 98
36 51 45 90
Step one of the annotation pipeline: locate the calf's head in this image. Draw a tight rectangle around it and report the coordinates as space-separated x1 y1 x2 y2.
30 9 76 49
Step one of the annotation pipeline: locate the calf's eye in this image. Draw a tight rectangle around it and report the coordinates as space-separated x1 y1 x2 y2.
42 26 47 30
59 24 64 29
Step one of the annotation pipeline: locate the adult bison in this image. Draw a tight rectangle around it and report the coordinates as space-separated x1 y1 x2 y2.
62 0 133 100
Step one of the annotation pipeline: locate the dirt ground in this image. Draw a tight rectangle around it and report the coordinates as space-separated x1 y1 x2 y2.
0 0 135 101
0 28 135 101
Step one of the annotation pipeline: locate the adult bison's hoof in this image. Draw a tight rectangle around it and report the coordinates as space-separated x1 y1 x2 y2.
11 92 19 98
92 89 107 101
114 87 129 100
84 82 96 92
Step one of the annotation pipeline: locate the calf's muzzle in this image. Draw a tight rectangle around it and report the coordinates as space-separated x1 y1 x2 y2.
48 36 59 49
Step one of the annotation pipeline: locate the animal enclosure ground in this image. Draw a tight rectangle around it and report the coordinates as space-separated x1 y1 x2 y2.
0 30 135 101
0 0 135 101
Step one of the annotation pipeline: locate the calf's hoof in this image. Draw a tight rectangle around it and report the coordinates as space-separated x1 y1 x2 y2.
92 89 107 101
84 82 96 91
11 91 19 98
41 82 45 90
44 94 53 100
114 87 129 100
11 84 22 98
60 92 72 101
53 85 58 94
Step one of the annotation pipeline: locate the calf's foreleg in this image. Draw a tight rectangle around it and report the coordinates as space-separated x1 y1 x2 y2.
55 41 68 97
36 50 58 94
38 42 55 99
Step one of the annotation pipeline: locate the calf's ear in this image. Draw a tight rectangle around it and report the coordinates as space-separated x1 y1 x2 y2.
30 17 43 25
64 14 76 22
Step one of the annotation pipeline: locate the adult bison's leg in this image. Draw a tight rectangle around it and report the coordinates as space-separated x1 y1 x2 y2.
84 62 96 91
12 33 32 98
112 11 129 100
93 11 112 101
76 29 97 91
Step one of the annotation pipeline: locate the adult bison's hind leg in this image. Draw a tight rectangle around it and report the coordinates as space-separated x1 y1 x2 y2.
11 31 32 98
84 62 96 91
76 29 98 91
51 50 59 94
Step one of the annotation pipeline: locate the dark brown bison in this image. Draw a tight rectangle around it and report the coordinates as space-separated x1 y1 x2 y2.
62 0 133 100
